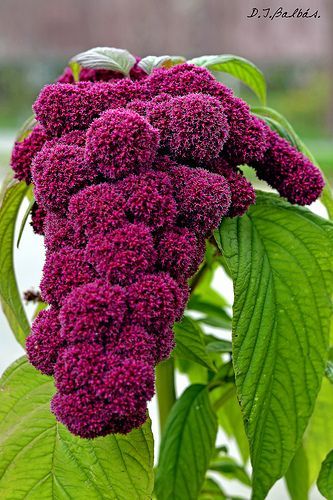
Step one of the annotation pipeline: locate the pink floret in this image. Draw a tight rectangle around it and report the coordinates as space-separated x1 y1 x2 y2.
10 124 47 184
40 248 96 306
118 170 177 228
68 183 127 240
32 144 98 213
33 83 97 136
85 223 156 285
30 203 47 235
85 108 159 180
59 280 127 345
167 93 229 163
252 129 324 205
169 165 231 235
52 356 154 438
44 212 77 251
26 308 64 376
208 158 256 217
127 272 187 330
156 227 205 279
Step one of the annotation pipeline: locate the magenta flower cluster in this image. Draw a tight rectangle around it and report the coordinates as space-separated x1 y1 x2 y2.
13 60 323 439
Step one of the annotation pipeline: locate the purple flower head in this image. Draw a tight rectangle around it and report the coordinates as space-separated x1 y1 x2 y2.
208 158 256 217
40 247 96 307
10 124 47 183
52 356 154 437
44 212 77 252
85 223 157 285
51 389 148 438
113 324 155 363
33 83 98 137
169 165 231 235
59 280 127 345
146 94 173 148
58 129 86 147
32 144 98 214
252 129 324 205
85 108 159 180
68 183 127 240
221 100 269 164
167 93 229 163
54 343 105 394
26 308 64 375
126 98 148 116
30 203 46 235
118 170 177 228
145 63 230 98
127 272 186 330
156 227 205 279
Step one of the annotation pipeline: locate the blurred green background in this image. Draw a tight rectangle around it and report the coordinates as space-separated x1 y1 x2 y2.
0 0 332 179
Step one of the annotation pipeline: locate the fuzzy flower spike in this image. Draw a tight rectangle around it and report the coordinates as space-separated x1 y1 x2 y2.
18 58 324 439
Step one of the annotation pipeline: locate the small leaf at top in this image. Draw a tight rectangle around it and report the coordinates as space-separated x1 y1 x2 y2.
70 47 136 76
188 54 266 104
138 55 186 74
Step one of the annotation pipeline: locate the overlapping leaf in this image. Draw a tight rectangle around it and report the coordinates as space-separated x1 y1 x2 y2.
155 384 217 500
0 179 30 345
0 357 154 500
215 191 333 498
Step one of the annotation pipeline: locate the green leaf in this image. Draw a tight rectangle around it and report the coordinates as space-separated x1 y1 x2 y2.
215 191 333 499
212 385 250 464
155 384 217 500
200 477 226 499
188 54 266 104
252 106 333 219
173 316 217 371
304 377 333 485
0 179 30 345
69 60 81 82
0 357 154 500
138 55 186 74
15 114 37 142
71 47 136 76
206 340 232 354
210 456 251 487
317 450 333 500
285 444 309 500
16 188 34 248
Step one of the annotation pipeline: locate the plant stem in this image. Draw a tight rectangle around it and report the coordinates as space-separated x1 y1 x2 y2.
155 358 176 435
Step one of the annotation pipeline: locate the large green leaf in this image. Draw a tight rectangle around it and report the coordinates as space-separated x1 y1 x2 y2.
285 443 309 500
188 54 266 104
304 377 333 484
317 450 333 500
155 384 217 500
215 191 333 499
173 316 217 371
71 47 136 76
200 477 226 499
0 357 154 499
0 179 30 345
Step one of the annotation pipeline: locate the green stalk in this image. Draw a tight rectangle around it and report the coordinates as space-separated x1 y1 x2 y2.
155 358 176 435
